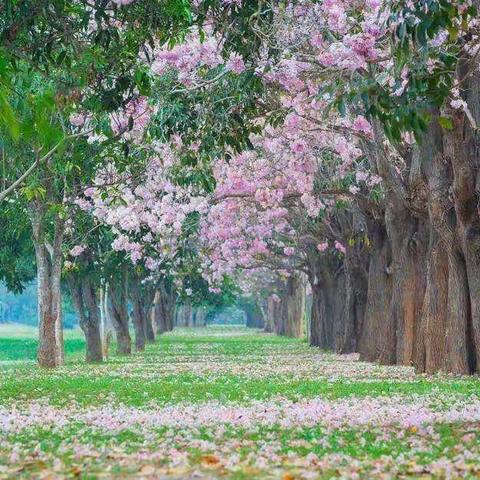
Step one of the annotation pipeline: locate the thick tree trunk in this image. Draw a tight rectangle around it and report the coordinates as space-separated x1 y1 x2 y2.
338 249 368 354
277 274 304 338
310 284 335 350
395 221 427 367
417 113 475 374
264 298 275 333
308 256 343 350
69 272 103 363
445 248 472 374
452 54 480 372
358 223 392 362
129 274 155 351
84 323 103 362
415 234 449 373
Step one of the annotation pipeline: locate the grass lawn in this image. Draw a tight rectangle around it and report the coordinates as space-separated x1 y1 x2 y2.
1 325 480 478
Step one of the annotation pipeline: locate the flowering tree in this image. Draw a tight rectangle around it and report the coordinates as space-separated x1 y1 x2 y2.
9 0 479 375
165 0 480 374
0 0 192 366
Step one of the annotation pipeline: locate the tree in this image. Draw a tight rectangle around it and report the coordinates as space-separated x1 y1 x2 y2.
0 0 192 367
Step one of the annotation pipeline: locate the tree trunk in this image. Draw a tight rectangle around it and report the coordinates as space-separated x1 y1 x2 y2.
183 300 192 327
264 298 275 333
339 249 368 354
358 223 392 362
128 274 156 351
445 248 472 374
141 286 155 343
107 270 131 355
418 113 474 374
415 233 449 373
278 274 304 338
245 301 265 329
30 207 65 368
154 281 176 333
450 52 480 373
154 290 167 334
308 255 342 350
132 304 146 351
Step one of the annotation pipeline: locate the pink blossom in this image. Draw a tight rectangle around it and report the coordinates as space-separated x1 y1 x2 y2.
334 240 346 254
352 115 373 137
111 0 136 5
226 52 246 74
317 242 329 252
69 245 86 257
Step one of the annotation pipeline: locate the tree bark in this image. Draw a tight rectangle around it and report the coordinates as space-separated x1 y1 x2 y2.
276 273 305 338
414 233 448 373
128 273 157 349
307 255 343 350
131 298 146 351
68 273 103 363
154 280 176 333
107 269 131 355
357 222 392 362
338 247 368 354
30 206 64 368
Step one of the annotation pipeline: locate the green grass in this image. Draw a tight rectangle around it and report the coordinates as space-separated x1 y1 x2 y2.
1 325 479 406
0 324 86 361
2 326 480 478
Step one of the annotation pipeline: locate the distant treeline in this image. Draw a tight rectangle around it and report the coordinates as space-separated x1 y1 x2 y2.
0 282 77 328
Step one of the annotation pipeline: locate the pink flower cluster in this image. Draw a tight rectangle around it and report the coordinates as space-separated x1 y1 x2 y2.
151 28 245 86
87 143 207 266
110 96 154 143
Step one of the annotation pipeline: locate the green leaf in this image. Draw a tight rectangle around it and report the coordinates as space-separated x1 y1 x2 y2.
438 116 454 130
0 91 20 141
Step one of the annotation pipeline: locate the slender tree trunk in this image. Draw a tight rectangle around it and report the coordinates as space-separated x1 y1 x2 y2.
131 298 146 352
129 274 150 351
35 245 62 367
83 279 103 362
183 300 192 327
99 284 113 359
154 290 166 334
31 207 65 368
143 289 155 343
69 274 103 363
108 270 131 355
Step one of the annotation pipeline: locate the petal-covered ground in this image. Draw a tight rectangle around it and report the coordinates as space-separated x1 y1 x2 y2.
1 326 480 479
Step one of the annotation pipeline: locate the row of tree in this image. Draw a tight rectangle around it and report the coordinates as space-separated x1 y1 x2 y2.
2 1 480 376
